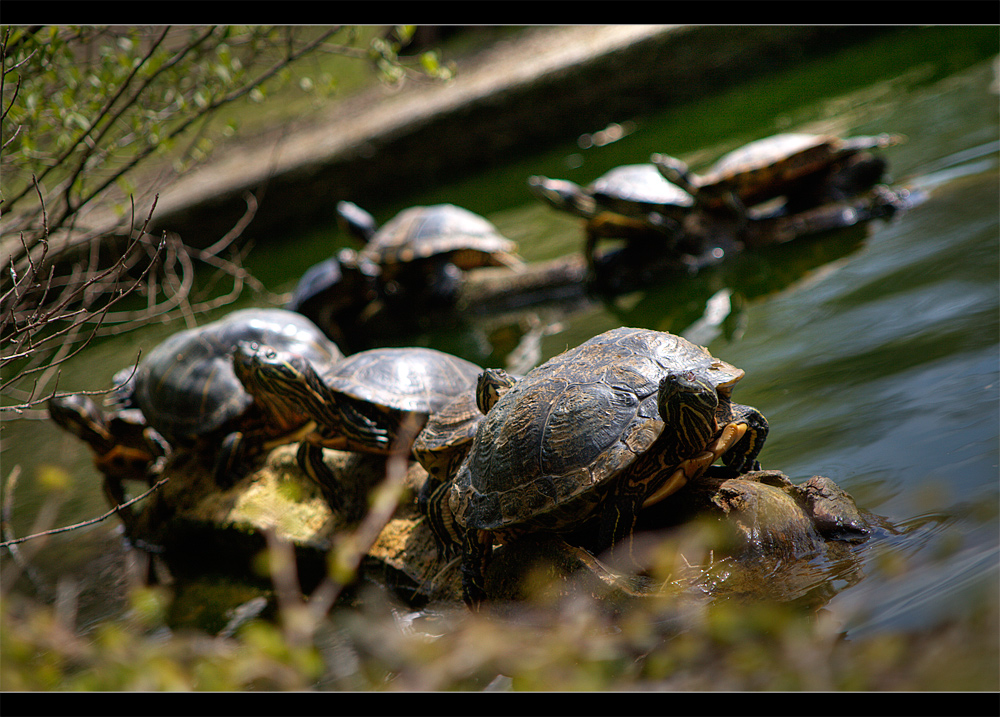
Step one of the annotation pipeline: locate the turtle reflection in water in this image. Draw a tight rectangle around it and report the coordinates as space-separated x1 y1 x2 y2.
445 327 768 607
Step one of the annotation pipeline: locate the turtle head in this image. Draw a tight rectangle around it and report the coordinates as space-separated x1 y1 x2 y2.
336 200 378 243
658 371 719 454
527 175 596 218
232 342 331 428
48 394 115 453
650 153 696 191
475 368 517 415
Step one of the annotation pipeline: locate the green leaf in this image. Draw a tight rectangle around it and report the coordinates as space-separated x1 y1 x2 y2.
420 51 440 74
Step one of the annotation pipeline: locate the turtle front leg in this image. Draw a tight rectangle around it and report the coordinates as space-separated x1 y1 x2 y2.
142 427 172 482
460 528 493 609
583 222 602 276
418 477 462 559
721 403 769 474
297 440 343 512
99 475 139 537
335 397 397 453
214 431 246 487
721 190 751 231
595 478 647 568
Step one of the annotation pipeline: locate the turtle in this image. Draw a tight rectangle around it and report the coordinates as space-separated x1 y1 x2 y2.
527 164 695 269
117 308 344 486
412 367 519 554
651 132 903 219
48 393 171 531
49 393 170 484
447 327 769 607
230 342 485 510
337 201 524 306
285 247 382 352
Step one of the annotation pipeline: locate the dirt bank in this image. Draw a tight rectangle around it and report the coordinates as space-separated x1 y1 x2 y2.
137 25 901 248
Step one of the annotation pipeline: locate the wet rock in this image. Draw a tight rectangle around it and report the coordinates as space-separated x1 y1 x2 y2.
789 474 872 543
482 469 880 611
642 468 876 558
709 476 827 561
361 462 463 605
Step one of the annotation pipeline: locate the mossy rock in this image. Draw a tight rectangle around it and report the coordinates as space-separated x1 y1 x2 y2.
129 440 881 612
131 443 462 603
362 468 463 604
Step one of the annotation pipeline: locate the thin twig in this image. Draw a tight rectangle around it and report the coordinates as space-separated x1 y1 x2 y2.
0 196 165 401
68 28 342 229
0 465 55 601
0 476 170 549
261 414 423 648
309 414 425 619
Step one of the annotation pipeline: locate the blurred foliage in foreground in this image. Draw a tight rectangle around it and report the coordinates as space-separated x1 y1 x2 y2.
2 572 996 691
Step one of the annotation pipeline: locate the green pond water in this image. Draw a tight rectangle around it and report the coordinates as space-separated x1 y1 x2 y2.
2 26 998 642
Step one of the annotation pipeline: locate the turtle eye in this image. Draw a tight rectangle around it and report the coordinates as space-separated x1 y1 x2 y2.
249 343 276 360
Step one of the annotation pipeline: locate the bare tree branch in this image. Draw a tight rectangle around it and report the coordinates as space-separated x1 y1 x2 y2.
0 476 170 549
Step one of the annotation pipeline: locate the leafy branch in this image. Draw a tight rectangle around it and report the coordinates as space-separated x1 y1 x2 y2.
1 25 451 417
1 25 453 272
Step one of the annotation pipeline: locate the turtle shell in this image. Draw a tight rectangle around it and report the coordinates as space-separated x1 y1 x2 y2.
287 257 344 313
132 308 342 444
713 134 834 175
702 133 842 203
451 327 745 534
589 164 694 219
286 250 380 315
411 366 521 483
285 249 382 351
412 389 484 483
359 204 521 270
322 346 484 419
674 132 900 208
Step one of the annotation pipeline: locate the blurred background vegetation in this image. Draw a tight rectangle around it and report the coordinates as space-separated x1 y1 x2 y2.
1 25 457 425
